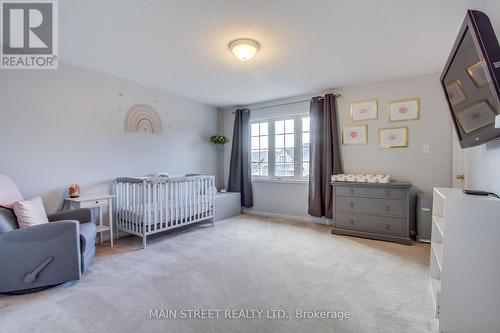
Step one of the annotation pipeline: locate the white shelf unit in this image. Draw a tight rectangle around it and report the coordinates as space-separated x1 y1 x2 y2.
430 188 500 333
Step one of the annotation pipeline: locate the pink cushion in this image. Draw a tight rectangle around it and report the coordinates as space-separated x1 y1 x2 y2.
0 175 23 209
13 197 49 228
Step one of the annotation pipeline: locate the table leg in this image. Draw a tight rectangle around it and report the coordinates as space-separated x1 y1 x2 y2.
99 206 103 244
108 199 114 247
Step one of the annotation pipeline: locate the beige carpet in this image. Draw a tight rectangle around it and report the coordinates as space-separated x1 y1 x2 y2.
0 215 436 333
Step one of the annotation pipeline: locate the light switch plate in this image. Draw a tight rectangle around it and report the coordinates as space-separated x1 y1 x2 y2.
423 145 430 154
496 114 500 129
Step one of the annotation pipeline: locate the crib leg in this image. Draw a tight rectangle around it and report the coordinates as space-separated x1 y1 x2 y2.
142 234 147 249
211 216 215 227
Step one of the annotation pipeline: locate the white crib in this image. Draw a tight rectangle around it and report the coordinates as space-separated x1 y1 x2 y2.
114 175 216 248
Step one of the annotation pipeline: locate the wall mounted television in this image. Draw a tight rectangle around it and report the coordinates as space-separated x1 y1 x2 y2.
441 10 500 148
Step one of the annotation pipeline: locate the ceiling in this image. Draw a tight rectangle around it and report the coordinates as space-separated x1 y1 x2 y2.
60 0 500 107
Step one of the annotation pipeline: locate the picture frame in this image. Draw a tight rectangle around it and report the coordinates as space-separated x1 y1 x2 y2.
445 80 467 106
379 127 408 148
388 98 420 122
350 99 378 122
455 100 496 134
467 60 489 88
342 125 368 145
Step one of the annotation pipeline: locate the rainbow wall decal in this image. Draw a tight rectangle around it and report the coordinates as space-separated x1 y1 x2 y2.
125 104 162 135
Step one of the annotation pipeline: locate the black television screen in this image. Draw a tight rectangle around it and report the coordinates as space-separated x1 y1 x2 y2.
441 10 500 148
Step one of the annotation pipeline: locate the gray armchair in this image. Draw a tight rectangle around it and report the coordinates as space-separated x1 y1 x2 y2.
0 175 96 294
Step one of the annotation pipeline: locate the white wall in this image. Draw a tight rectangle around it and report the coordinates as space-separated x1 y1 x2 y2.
0 63 218 213
463 5 500 194
222 74 453 220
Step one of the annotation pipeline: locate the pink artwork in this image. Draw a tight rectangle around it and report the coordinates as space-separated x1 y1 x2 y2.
350 100 378 121
379 127 408 148
399 106 408 114
342 125 367 145
389 99 420 122
455 100 495 133
470 112 481 121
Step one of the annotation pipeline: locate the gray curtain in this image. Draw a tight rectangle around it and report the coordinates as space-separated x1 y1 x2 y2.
308 94 343 218
228 109 253 207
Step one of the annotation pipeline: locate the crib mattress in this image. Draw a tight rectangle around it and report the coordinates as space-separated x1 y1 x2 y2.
118 198 212 226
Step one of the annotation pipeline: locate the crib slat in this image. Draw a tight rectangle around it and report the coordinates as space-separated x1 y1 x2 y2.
162 182 166 228
201 178 204 219
184 181 187 223
196 178 200 220
169 182 173 228
131 183 134 234
130 183 134 233
189 180 193 222
158 182 162 229
204 178 208 218
154 182 158 232
175 182 179 226
180 181 184 224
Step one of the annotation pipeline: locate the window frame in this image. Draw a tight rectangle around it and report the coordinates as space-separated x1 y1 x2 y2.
250 122 269 177
250 113 310 182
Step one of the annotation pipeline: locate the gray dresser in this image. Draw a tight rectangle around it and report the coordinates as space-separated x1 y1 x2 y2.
331 181 412 245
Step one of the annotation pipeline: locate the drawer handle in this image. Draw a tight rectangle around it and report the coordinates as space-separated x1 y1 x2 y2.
385 190 390 196
384 223 390 229
384 205 390 211
349 219 354 225
96 201 99 204
350 189 354 194
349 203 354 208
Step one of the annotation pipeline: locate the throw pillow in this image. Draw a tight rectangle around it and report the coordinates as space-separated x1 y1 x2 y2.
13 197 49 228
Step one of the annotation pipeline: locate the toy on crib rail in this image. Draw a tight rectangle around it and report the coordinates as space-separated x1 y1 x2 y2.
155 172 169 178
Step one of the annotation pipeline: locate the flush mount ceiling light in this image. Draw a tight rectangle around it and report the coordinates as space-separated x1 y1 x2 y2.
229 38 260 61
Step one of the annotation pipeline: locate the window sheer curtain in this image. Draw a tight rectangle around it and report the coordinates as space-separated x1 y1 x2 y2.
228 109 253 207
308 94 343 218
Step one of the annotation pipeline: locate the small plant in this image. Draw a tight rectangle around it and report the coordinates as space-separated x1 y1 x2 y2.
210 135 230 145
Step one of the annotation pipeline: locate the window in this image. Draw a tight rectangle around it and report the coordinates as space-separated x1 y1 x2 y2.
251 122 268 176
302 117 310 177
275 119 294 177
250 115 310 180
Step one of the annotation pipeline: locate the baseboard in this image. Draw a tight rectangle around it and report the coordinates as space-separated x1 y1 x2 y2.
242 208 333 225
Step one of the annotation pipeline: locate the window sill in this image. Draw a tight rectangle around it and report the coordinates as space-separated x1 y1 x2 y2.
251 178 309 184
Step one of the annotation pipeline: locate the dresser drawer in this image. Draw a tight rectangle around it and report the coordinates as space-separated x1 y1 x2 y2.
336 196 405 218
80 198 109 208
336 186 366 197
335 213 404 236
336 185 405 199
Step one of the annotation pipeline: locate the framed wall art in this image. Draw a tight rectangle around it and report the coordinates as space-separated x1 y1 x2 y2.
389 98 420 122
455 100 496 133
350 99 378 121
467 60 489 88
126 104 163 135
342 125 368 145
445 80 467 106
379 127 408 148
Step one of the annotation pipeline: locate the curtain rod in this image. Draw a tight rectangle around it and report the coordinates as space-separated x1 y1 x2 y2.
232 94 342 113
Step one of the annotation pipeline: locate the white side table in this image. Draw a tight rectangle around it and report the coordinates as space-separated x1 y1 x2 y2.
66 194 114 247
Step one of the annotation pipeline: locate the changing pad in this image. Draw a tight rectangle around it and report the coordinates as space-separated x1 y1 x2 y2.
331 174 391 183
